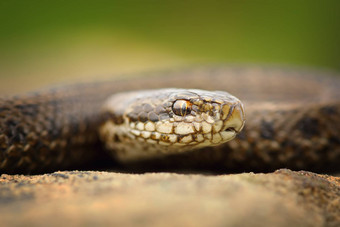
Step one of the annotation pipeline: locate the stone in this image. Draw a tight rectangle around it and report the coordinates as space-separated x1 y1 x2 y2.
0 169 339 227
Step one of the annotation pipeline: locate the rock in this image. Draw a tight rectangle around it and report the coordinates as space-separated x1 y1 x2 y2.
0 169 339 227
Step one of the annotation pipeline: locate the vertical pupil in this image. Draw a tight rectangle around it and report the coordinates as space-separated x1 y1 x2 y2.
180 102 187 116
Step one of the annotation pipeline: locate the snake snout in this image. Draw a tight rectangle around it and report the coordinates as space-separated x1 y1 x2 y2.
223 102 245 135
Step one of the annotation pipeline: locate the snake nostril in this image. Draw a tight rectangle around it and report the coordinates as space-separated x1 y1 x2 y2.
224 127 236 132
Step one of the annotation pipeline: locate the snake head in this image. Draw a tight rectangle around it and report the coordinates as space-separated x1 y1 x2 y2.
100 88 245 161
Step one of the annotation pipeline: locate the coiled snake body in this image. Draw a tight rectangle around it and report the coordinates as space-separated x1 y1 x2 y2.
1 67 340 174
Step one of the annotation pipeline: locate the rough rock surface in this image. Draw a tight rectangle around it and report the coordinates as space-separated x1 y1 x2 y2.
0 169 339 227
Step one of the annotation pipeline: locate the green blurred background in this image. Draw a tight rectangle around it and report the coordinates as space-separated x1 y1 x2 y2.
1 0 339 94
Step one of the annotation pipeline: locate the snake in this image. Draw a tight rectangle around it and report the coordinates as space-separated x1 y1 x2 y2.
0 66 340 174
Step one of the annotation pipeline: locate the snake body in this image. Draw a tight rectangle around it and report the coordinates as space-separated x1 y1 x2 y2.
1 67 340 174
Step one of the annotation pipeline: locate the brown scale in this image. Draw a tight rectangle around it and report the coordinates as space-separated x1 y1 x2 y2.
1 66 340 174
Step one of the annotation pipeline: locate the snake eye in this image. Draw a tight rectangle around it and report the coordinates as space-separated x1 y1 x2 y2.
172 100 192 116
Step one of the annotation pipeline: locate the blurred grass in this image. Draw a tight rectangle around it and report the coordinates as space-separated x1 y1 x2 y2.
0 0 340 94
